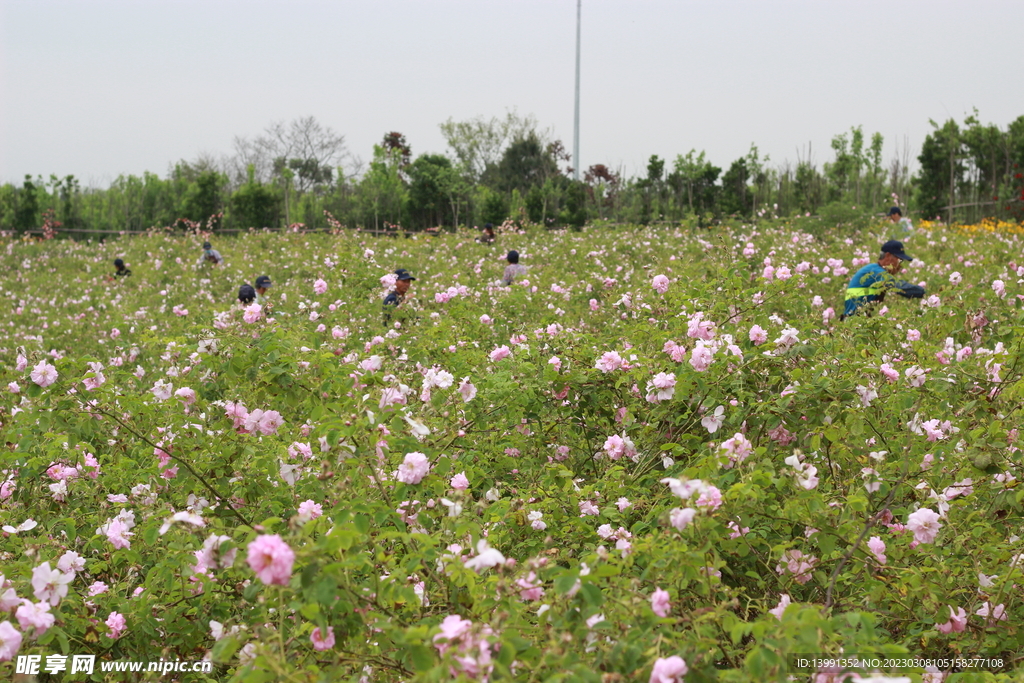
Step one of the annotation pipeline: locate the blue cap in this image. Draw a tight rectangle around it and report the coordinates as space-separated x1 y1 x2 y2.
881 240 912 262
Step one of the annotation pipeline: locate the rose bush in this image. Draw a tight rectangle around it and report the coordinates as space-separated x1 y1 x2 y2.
1 219 1023 681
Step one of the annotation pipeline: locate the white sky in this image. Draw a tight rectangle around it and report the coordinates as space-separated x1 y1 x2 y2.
2 0 1022 187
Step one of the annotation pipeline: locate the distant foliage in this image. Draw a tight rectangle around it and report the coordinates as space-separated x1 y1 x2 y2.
2 113 1022 234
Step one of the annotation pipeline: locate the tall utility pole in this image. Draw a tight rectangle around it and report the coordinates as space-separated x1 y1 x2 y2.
573 0 581 181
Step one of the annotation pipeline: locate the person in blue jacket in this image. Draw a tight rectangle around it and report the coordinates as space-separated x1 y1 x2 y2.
383 269 416 324
842 240 925 319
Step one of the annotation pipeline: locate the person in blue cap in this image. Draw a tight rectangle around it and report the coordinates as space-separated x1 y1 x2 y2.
383 269 415 308
842 240 925 319
197 241 224 267
113 258 132 278
477 223 496 243
887 206 914 233
383 269 416 323
254 275 272 306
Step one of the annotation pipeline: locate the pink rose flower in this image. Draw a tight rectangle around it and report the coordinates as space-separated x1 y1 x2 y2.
650 588 671 617
669 507 696 531
603 434 626 460
867 536 887 564
30 361 58 388
297 500 323 522
646 372 676 402
720 433 752 467
256 410 283 435
976 602 1007 624
397 452 430 484
310 625 335 651
489 345 511 362
768 594 791 620
174 387 197 405
433 614 472 653
223 401 246 428
689 344 713 372
748 325 767 345
650 655 688 683
15 601 54 635
151 379 173 401
31 563 73 607
595 351 623 373
0 620 23 662
104 519 133 549
450 472 470 490
246 534 295 586
652 274 670 294
105 611 126 639
243 303 262 323
694 485 723 510
879 363 899 382
906 508 942 544
313 278 328 295
776 549 817 584
936 606 967 634
516 571 544 601
458 378 477 402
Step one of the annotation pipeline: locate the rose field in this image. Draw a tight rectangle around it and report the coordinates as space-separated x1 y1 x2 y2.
3 218 1024 682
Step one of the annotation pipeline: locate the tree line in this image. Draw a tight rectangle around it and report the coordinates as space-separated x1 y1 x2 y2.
1 110 1022 235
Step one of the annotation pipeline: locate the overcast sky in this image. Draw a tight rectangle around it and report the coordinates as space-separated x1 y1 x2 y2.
2 0 1021 187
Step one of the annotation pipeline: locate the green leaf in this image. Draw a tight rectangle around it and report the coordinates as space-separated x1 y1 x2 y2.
405 644 435 671
581 582 603 607
211 635 242 664
554 573 579 595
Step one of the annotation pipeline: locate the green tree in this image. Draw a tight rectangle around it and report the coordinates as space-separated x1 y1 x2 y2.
484 133 558 196
14 175 39 232
381 132 412 168
356 145 407 231
793 161 827 214
583 164 622 220
478 186 509 226
0 183 16 229
178 168 226 229
720 158 749 216
558 180 588 228
525 185 544 223
635 154 666 224
668 150 720 219
407 154 454 229
916 119 963 221
439 110 541 183
231 165 280 229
